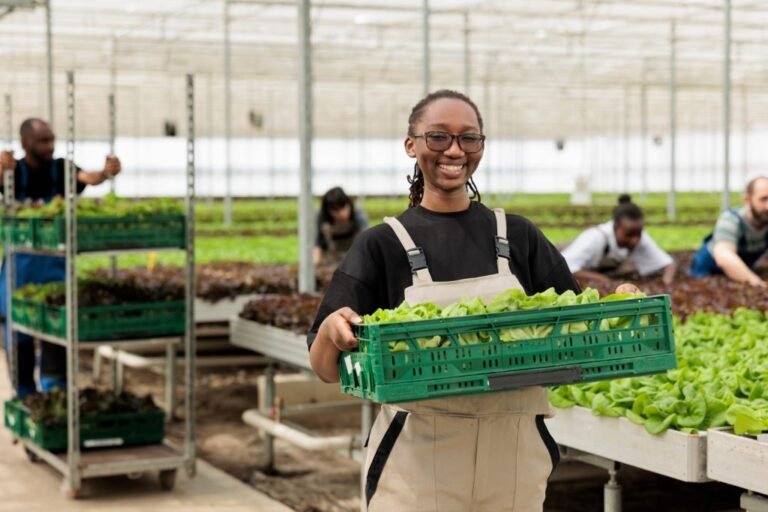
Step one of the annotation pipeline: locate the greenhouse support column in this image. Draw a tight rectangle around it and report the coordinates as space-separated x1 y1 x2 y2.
463 11 470 94
297 0 315 294
640 83 648 202
223 0 233 225
422 0 430 95
206 75 214 204
357 81 366 204
722 0 732 211
108 94 116 191
45 0 53 125
4 94 10 147
623 86 630 192
668 21 677 221
109 36 117 194
268 89 275 199
742 87 748 184
108 93 117 277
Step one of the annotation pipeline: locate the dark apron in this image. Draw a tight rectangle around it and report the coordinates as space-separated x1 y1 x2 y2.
1 159 67 396
690 209 767 277
320 221 359 266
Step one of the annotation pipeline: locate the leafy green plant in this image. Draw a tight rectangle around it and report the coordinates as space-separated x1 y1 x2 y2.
361 287 645 352
549 308 768 435
22 388 159 426
12 193 182 218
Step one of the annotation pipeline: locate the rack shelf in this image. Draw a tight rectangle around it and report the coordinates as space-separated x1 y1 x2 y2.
3 72 197 497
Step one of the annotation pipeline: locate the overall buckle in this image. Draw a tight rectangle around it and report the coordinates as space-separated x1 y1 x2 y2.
406 247 428 273
495 236 511 260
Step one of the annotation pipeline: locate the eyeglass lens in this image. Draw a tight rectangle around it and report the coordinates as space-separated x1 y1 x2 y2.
425 132 484 153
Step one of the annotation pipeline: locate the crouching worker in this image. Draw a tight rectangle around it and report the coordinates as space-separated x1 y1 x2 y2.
690 176 768 287
561 194 677 285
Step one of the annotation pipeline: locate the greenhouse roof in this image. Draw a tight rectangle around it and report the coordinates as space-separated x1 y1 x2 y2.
1 0 767 139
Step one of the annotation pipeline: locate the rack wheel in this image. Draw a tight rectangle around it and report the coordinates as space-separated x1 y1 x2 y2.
159 469 177 491
61 481 83 500
24 447 40 463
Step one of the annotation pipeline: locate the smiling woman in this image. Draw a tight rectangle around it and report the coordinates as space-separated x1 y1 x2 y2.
307 89 582 511
403 90 486 210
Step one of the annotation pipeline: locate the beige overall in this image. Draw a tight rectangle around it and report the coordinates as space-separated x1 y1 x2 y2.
363 208 560 512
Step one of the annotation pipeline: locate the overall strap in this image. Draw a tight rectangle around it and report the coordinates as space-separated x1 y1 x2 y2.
46 159 58 203
596 225 612 255
492 208 512 275
383 216 433 284
728 208 750 255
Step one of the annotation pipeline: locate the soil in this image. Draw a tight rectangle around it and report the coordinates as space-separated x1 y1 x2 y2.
86 360 747 512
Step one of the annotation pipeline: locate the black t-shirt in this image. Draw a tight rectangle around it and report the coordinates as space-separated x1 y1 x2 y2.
307 201 579 349
0 158 86 200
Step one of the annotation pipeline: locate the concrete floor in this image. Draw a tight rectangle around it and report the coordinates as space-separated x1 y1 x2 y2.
0 355 293 512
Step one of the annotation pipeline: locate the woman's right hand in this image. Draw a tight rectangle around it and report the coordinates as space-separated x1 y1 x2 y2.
319 306 362 352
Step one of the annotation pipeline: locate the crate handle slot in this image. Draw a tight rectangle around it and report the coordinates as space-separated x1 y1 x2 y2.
487 367 582 391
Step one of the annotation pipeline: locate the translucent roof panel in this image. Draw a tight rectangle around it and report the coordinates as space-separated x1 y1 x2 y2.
1 0 767 140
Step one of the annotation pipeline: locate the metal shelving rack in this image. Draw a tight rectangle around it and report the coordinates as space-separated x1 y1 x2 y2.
4 72 197 498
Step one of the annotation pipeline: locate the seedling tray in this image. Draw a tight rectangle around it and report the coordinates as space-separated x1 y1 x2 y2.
11 298 43 331
41 301 185 341
3 216 35 247
34 214 185 251
3 400 27 439
25 409 165 452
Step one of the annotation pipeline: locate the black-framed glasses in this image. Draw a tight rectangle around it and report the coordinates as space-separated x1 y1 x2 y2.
411 131 486 153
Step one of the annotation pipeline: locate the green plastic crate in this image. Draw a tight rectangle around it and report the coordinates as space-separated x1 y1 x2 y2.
11 298 43 331
42 301 185 341
2 217 35 247
339 295 677 404
34 214 185 251
3 400 27 439
24 409 165 452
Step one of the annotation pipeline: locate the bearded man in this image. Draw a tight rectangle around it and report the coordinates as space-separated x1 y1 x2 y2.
690 176 768 287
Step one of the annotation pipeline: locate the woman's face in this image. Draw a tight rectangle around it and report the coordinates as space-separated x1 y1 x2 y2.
404 98 484 199
614 217 644 250
330 204 352 223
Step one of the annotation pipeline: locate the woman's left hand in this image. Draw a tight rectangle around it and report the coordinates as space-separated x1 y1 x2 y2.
615 282 641 294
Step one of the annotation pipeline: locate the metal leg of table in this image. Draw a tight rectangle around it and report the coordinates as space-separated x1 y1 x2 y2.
262 363 275 472
561 447 622 512
92 349 102 380
604 468 622 512
165 343 178 420
742 492 768 512
110 355 119 391
113 354 124 394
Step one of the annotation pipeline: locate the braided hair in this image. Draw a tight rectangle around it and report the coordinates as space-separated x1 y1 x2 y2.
406 90 484 208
